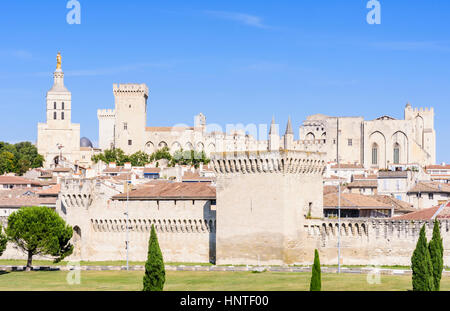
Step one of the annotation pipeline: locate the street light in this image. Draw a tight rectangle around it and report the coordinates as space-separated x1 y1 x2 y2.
124 179 131 271
337 119 341 274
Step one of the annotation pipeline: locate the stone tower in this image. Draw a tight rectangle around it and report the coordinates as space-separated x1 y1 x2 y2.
97 109 116 151
404 103 436 164
211 150 326 265
268 117 280 151
113 83 149 154
37 53 80 168
284 117 294 150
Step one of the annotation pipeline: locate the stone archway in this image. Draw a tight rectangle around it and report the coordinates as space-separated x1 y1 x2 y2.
72 226 82 258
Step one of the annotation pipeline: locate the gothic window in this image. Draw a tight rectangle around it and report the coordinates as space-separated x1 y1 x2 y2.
53 112 57 120
61 112 64 120
62 102 64 109
393 144 400 164
372 144 378 165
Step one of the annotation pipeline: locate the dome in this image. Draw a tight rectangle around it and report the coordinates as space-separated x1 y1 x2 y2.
80 137 93 148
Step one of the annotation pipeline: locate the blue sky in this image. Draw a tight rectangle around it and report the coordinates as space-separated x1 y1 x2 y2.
0 0 449 162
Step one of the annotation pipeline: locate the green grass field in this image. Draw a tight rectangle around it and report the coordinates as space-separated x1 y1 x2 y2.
0 270 449 291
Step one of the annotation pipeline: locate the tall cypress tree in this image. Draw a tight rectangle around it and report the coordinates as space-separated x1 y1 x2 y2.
143 224 165 291
429 220 443 291
310 249 321 291
411 225 434 291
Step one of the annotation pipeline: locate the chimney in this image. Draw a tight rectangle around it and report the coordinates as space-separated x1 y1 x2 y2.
124 162 131 169
109 162 116 168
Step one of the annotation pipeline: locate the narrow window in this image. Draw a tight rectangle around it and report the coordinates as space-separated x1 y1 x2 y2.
61 112 64 120
348 139 352 146
53 112 57 120
128 140 132 146
124 122 128 130
62 102 64 109
372 144 378 165
429 193 434 200
54 102 56 109
393 144 400 164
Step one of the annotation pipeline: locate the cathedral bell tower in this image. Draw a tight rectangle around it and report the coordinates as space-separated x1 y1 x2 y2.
37 53 80 168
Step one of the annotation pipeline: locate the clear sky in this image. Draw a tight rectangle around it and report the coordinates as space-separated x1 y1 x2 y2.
0 1 449 162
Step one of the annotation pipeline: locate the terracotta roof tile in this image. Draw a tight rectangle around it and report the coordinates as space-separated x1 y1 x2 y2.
346 180 378 188
408 182 450 194
112 182 216 200
36 184 61 195
0 176 42 186
323 193 391 209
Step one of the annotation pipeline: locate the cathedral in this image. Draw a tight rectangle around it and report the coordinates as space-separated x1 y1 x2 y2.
37 53 97 169
37 54 436 169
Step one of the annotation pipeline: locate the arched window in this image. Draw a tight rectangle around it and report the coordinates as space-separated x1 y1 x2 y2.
372 144 378 165
393 143 400 164
61 112 64 120
53 112 57 120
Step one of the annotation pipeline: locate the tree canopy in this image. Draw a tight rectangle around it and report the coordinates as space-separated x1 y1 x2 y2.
6 206 73 270
0 142 44 175
91 147 209 168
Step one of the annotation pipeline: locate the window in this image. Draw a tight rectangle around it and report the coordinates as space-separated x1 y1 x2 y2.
54 102 56 109
129 105 131 108
53 112 57 120
61 112 64 120
333 139 336 144
372 144 378 165
62 102 64 109
128 140 132 146
124 123 127 130
393 144 400 164
429 193 434 200
348 139 352 146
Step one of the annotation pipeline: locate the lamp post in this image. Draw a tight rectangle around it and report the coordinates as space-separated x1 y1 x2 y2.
125 179 131 271
337 118 341 274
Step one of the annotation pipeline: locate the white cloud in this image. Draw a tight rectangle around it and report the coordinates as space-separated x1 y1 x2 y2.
204 10 270 29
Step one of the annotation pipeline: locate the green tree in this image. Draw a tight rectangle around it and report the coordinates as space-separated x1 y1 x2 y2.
0 151 15 175
129 151 151 166
6 206 73 271
310 249 321 291
149 146 172 163
429 220 444 291
411 225 434 291
0 226 7 257
143 224 165 291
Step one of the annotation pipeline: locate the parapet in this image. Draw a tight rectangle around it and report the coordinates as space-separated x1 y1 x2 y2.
113 83 149 97
97 109 116 118
211 150 326 175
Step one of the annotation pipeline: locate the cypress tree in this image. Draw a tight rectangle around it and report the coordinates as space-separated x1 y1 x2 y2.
411 225 434 291
310 249 321 291
429 220 443 291
143 224 165 291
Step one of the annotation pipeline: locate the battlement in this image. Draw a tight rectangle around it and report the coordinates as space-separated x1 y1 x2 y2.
97 109 115 118
113 83 149 97
296 139 327 145
211 150 326 175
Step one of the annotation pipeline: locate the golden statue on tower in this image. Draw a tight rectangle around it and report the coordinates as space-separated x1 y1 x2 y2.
56 52 62 70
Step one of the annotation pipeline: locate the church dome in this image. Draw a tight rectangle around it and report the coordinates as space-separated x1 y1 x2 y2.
80 137 93 148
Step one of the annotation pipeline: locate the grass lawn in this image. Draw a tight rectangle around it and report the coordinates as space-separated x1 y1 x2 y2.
0 270 449 291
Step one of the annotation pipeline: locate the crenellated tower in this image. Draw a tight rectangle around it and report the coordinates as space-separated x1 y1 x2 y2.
212 150 326 265
113 83 149 154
